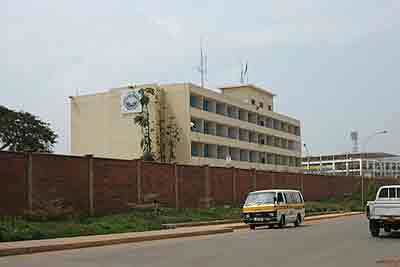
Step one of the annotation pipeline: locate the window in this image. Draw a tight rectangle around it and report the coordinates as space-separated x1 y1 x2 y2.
389 188 396 198
284 193 294 204
293 193 301 203
259 102 264 109
397 188 400 198
251 99 256 105
203 99 209 111
204 144 209 157
190 95 197 108
379 188 389 198
191 143 198 156
268 105 272 111
298 192 304 203
277 192 284 203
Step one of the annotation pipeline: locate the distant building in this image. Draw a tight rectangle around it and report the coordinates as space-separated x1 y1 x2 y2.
302 152 400 177
71 83 302 172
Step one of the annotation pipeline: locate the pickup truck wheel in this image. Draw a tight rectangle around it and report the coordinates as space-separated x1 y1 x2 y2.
369 220 380 237
249 225 256 230
384 226 391 233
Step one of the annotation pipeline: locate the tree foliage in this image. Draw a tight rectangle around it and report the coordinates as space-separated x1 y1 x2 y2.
160 116 181 163
133 88 155 159
0 105 57 152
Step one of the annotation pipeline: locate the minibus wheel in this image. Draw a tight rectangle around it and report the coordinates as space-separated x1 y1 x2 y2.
250 225 256 230
294 214 301 227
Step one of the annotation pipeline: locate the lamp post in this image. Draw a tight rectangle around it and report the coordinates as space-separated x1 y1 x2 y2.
303 143 311 174
360 130 388 210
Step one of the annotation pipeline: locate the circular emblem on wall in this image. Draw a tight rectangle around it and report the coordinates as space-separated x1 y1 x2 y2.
123 91 141 111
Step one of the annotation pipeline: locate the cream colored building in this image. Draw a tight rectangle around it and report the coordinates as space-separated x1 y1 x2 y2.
71 83 302 172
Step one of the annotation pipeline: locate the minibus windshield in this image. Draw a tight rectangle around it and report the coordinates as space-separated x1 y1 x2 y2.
244 192 275 206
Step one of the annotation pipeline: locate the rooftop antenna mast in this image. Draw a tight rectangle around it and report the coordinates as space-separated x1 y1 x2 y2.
240 60 248 84
197 38 207 88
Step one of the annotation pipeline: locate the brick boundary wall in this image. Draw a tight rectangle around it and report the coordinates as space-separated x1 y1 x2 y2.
0 151 398 216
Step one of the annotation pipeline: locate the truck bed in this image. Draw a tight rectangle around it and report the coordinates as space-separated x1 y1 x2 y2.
372 201 400 217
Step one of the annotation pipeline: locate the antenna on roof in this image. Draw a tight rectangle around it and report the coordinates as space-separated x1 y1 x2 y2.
240 60 248 84
197 37 207 88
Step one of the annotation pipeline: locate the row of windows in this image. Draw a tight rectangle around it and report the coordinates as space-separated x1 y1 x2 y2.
307 162 400 171
191 117 301 152
190 94 300 136
191 142 302 167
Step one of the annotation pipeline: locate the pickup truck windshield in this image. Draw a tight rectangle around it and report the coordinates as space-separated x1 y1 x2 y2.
244 192 275 206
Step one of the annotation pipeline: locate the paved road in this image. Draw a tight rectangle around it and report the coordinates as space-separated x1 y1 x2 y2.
1 215 399 267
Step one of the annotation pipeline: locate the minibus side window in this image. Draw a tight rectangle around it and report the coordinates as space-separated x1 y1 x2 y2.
293 193 298 203
277 192 284 203
288 193 294 204
299 192 304 203
298 193 303 203
294 193 300 203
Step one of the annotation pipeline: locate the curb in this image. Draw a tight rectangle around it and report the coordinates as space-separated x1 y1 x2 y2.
162 219 243 229
0 228 233 257
230 212 363 230
162 211 361 229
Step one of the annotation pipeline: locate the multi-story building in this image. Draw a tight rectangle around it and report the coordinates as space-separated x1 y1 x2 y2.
71 83 302 172
303 152 400 177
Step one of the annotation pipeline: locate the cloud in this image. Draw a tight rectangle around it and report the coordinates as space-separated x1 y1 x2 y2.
147 16 182 38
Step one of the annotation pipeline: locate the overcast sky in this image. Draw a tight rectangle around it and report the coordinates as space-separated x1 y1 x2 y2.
2 0 399 155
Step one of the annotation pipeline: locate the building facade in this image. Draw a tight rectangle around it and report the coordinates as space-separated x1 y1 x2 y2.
71 83 302 172
303 152 400 178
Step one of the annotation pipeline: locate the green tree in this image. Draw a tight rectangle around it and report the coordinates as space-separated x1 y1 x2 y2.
133 87 155 160
0 105 57 152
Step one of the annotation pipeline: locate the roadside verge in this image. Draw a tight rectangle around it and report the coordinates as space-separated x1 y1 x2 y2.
0 212 362 257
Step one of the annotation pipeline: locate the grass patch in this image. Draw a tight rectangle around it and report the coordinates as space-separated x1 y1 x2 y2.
0 207 242 242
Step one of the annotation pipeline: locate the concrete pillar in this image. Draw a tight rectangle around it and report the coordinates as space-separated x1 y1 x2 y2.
137 160 142 204
27 153 33 213
204 165 211 208
174 164 179 209
252 168 257 191
232 167 237 204
86 154 94 216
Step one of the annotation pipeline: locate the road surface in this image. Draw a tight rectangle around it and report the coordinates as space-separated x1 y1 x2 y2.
1 215 399 267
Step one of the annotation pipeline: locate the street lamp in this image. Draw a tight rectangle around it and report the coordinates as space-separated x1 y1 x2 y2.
303 143 311 174
360 130 388 209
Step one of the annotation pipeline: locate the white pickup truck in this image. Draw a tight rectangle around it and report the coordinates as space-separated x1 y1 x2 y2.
366 185 400 237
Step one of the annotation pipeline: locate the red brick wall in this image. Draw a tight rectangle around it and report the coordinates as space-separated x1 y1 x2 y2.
93 158 137 214
31 154 89 214
0 152 28 215
141 162 176 206
254 170 273 191
209 167 234 206
0 151 399 216
236 169 254 204
178 165 205 208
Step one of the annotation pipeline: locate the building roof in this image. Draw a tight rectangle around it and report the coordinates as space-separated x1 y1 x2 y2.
219 84 276 97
